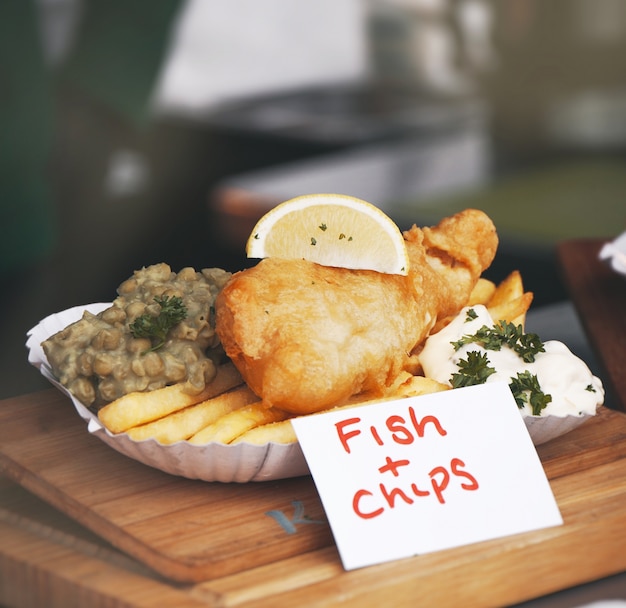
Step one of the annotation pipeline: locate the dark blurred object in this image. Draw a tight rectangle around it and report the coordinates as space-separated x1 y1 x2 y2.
211 154 626 307
392 158 626 305
0 1 56 279
482 0 626 159
208 87 488 271
0 0 185 400
557 238 626 412
58 0 182 127
200 83 483 146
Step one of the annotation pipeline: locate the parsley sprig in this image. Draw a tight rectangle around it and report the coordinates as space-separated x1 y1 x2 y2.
129 295 187 352
465 308 478 321
451 351 552 414
450 351 496 388
509 370 552 414
449 314 552 414
452 319 545 363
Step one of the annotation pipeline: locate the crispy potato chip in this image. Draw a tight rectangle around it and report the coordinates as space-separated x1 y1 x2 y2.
187 402 289 445
126 386 258 444
98 362 243 434
467 277 497 306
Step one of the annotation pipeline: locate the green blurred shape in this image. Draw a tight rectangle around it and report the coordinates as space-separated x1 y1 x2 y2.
396 160 625 251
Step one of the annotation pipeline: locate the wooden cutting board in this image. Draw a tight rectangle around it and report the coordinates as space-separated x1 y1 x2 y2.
557 238 626 412
2 388 626 606
0 389 332 583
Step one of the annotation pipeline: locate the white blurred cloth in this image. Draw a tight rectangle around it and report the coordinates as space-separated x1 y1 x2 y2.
151 0 368 117
599 232 626 277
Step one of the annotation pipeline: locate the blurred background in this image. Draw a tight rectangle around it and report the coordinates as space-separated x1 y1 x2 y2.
2 0 625 398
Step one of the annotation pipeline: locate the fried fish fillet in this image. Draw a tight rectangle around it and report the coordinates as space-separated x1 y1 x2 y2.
215 209 498 415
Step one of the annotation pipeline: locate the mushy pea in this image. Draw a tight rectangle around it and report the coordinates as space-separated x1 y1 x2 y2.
42 263 232 409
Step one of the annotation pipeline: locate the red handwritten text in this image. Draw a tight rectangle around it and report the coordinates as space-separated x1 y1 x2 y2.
352 458 479 519
335 406 447 454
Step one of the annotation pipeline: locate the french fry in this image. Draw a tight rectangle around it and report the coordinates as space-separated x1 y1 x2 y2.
486 270 533 327
232 418 297 445
234 374 450 445
188 402 289 445
487 292 534 326
98 362 243 434
467 277 497 306
487 270 524 307
394 375 450 397
126 386 258 444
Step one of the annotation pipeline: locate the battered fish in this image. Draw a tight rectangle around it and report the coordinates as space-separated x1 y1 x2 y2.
215 209 498 414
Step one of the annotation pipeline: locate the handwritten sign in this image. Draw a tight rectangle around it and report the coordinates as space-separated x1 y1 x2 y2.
291 382 563 571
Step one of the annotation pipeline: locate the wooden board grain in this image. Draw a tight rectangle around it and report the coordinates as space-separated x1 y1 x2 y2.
0 390 332 583
1 389 626 607
557 239 626 412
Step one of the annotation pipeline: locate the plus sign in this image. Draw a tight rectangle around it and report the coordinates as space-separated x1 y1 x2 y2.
378 456 410 477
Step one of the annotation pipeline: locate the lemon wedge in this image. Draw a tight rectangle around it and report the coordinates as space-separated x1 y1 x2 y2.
245 194 409 275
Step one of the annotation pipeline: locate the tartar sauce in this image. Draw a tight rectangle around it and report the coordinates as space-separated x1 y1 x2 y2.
419 305 604 417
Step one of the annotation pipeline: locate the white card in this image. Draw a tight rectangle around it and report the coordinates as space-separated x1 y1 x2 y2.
292 382 563 571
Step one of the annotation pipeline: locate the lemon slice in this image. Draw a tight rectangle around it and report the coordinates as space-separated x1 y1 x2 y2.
246 194 409 275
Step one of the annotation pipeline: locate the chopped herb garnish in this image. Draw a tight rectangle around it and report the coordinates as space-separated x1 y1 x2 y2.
450 351 496 388
348 236 353 241
310 237 317 246
466 308 478 321
586 384 596 392
319 223 327 231
129 295 187 353
452 321 545 363
339 233 346 240
509 371 552 415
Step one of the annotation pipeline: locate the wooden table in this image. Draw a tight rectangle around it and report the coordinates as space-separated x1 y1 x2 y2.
2 237 625 607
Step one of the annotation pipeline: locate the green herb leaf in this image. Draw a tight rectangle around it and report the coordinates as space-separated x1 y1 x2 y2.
129 295 187 352
450 351 496 388
509 370 552 415
452 321 545 362
466 308 478 321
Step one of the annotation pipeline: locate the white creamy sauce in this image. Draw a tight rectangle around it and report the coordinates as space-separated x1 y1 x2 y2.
419 305 604 417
